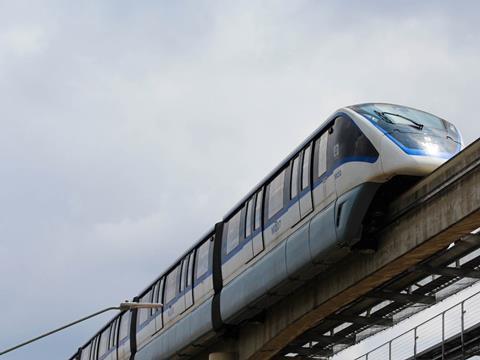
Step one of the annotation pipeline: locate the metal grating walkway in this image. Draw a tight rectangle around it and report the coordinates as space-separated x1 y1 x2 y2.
279 233 480 358
355 286 480 360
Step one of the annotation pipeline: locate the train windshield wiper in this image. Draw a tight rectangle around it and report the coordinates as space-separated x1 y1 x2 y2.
376 111 424 130
447 135 461 144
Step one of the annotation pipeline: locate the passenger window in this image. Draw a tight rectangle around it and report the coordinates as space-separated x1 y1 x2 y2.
301 145 312 190
165 266 180 304
225 211 241 254
80 344 91 360
106 323 113 351
291 156 300 199
88 338 96 360
315 132 328 178
267 169 286 219
98 329 108 357
152 282 159 305
109 320 117 349
152 278 164 314
93 336 100 360
118 312 130 341
245 198 254 238
186 253 194 287
138 288 153 325
254 189 263 230
195 238 211 279
333 116 378 161
180 256 190 292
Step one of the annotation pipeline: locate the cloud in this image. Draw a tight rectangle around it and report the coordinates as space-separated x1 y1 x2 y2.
0 25 47 57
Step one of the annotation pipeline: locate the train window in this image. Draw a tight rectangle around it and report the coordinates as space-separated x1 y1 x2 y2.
291 156 300 199
90 335 99 360
186 252 194 288
165 266 180 304
118 311 130 341
267 169 286 219
94 336 100 359
138 288 153 325
245 198 254 238
195 239 211 279
315 132 328 178
153 278 164 314
332 116 378 162
80 344 91 360
109 320 117 350
225 211 241 254
99 328 109 356
180 257 189 291
254 189 263 230
106 323 113 351
301 145 312 190
151 282 158 316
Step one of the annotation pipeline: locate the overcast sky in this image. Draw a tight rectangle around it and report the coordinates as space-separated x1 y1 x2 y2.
1 1 480 359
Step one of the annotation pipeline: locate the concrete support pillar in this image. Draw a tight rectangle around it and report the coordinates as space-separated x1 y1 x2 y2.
208 352 236 360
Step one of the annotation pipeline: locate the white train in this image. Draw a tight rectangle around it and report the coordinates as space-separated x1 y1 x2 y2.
70 103 462 360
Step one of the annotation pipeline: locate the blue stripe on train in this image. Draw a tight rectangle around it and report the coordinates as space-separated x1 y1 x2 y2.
222 154 378 263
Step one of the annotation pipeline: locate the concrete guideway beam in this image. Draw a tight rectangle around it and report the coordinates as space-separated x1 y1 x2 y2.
209 353 236 360
197 139 480 360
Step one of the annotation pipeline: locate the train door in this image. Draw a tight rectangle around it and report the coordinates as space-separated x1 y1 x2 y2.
107 319 119 360
325 127 337 206
252 188 264 256
310 122 338 263
222 210 243 281
313 129 332 209
243 188 265 260
89 335 99 360
288 155 302 226
80 343 91 360
163 264 183 325
331 116 347 199
193 237 214 302
299 143 313 218
244 196 255 262
154 277 164 332
117 311 131 360
263 168 288 247
222 190 265 283
136 287 155 350
180 252 194 311
97 327 108 360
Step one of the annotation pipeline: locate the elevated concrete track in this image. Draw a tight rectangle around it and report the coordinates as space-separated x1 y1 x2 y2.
196 138 480 360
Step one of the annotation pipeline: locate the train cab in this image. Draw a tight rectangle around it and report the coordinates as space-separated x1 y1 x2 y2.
350 103 462 177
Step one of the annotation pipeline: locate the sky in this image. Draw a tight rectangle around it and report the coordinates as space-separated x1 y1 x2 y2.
0 1 480 359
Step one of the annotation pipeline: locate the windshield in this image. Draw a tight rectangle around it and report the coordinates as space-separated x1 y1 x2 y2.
350 103 462 158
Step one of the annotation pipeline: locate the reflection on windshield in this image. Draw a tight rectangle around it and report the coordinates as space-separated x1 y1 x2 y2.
355 103 446 130
351 103 461 157
392 132 458 156
375 110 424 130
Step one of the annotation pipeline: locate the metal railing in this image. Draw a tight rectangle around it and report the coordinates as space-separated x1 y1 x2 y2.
355 289 480 360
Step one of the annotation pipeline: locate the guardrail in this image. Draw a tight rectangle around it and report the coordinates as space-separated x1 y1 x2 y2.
355 288 480 360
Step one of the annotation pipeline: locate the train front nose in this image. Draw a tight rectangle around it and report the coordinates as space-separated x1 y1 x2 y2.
379 135 450 177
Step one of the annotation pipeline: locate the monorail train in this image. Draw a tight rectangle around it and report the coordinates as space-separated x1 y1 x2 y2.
70 103 462 360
